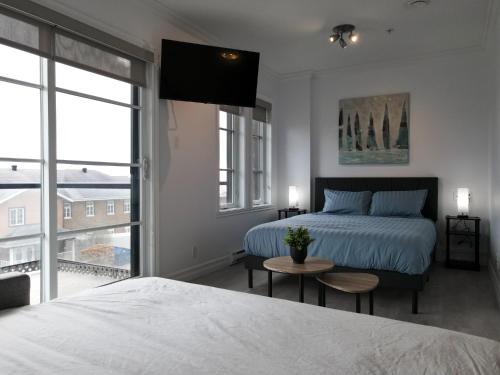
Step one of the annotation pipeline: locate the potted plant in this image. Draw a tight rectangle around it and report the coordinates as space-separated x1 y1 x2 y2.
283 226 314 264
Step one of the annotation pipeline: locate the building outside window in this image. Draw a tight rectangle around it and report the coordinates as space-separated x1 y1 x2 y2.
8 208 25 226
63 202 72 219
85 201 95 217
124 199 130 213
106 200 115 215
218 106 242 210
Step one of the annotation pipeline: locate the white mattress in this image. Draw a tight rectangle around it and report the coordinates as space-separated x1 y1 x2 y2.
1 277 499 374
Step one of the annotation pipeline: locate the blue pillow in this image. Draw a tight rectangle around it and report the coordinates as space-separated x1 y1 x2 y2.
369 190 428 217
323 190 372 215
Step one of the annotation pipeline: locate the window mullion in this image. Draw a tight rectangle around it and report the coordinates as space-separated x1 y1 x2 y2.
262 122 267 204
40 58 58 302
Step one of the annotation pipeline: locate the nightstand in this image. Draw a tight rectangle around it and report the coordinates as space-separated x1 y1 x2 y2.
445 215 480 271
278 208 307 220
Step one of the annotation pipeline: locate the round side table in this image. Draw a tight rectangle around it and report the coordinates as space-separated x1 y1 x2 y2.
263 256 334 303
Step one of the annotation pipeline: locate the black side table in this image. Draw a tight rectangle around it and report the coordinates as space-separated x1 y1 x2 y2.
278 208 307 220
446 215 480 271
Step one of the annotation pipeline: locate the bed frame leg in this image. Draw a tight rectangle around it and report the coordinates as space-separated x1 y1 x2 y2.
248 269 253 289
412 291 418 314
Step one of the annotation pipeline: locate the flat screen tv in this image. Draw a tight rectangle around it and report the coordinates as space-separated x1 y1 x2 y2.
159 39 260 108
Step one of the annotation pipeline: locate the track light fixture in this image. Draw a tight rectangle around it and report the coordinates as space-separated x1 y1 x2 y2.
329 24 358 49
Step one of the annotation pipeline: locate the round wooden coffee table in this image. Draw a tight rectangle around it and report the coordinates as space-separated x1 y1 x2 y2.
263 256 334 303
316 273 379 315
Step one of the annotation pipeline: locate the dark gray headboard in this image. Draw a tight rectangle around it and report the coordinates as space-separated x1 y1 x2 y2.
314 177 439 221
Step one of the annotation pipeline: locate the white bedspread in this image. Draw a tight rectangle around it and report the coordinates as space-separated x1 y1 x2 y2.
1 277 499 374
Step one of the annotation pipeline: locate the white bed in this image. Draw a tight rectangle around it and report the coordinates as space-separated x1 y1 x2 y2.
1 277 499 374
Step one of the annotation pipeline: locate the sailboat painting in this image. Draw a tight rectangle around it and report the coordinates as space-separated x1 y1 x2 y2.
339 93 409 165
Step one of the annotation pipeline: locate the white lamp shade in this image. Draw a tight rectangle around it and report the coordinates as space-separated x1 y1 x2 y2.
456 188 469 216
288 186 299 208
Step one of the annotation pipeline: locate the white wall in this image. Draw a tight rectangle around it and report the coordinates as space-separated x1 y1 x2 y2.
276 73 312 209
489 7 500 304
277 49 492 259
34 0 280 278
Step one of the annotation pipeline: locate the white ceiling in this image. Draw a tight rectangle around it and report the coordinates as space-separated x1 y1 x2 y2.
154 0 492 75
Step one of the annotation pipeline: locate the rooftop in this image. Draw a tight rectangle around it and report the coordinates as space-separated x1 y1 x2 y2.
0 168 130 202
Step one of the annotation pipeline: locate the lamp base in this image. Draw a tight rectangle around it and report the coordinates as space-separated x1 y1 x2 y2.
457 214 469 219
288 207 299 211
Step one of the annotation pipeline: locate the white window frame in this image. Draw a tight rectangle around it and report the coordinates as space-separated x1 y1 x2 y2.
63 202 72 219
216 102 273 216
8 207 25 226
218 110 241 211
251 120 270 206
85 201 95 217
123 199 130 213
0 7 156 305
106 200 115 215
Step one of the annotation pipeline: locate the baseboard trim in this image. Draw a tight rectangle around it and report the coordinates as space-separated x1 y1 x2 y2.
166 255 233 282
489 261 500 310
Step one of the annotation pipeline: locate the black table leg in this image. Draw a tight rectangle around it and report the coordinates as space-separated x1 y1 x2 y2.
299 274 304 303
369 291 374 315
412 291 418 314
318 281 326 307
248 269 253 289
356 293 361 313
267 271 272 297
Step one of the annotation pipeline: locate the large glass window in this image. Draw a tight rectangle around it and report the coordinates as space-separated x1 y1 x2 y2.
0 4 150 305
0 42 142 304
218 101 272 212
0 45 42 304
55 63 141 298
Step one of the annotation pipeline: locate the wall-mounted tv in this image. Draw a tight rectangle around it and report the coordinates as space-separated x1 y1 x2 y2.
159 39 260 108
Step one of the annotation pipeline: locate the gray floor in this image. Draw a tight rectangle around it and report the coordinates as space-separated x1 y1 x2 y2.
192 262 500 342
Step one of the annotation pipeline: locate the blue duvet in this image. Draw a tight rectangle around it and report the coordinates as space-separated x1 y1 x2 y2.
244 213 437 275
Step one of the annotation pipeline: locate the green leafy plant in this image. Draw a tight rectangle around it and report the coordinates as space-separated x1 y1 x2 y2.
283 226 314 251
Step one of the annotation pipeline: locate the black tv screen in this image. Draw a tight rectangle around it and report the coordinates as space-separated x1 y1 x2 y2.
159 39 260 107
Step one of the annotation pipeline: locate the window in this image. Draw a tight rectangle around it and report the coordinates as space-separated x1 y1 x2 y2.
0 3 150 304
217 101 272 213
251 100 272 206
124 199 130 213
107 200 115 215
8 208 25 226
63 202 72 219
251 121 265 204
85 201 95 217
218 107 242 209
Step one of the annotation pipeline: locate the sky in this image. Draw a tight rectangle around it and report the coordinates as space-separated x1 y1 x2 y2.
0 44 134 177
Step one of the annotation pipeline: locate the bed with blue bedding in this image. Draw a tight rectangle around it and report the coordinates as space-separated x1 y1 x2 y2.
244 213 436 275
244 177 439 314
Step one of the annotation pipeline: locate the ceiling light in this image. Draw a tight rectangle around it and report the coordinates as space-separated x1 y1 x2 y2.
329 24 357 49
329 34 339 43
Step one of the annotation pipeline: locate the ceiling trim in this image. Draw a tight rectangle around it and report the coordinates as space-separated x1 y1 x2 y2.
144 0 223 46
32 0 492 83
280 44 486 80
